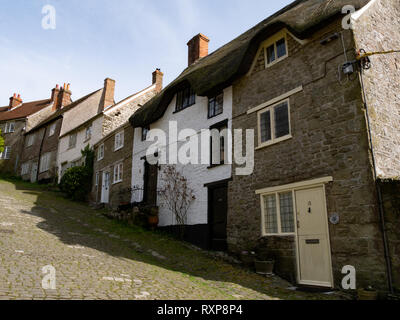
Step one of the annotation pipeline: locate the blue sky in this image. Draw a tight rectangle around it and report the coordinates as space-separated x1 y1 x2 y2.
0 0 293 106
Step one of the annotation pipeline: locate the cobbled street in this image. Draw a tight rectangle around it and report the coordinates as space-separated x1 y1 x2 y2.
0 179 340 300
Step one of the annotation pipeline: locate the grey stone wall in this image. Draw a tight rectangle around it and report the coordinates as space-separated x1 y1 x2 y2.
380 181 400 291
102 89 158 137
92 124 134 209
353 0 400 179
0 120 26 175
229 19 388 289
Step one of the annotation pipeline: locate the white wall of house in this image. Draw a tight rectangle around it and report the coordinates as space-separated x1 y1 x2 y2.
57 115 103 178
131 86 233 227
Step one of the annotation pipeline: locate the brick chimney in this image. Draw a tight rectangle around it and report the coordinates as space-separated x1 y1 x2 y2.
51 83 72 111
152 68 164 93
59 83 72 108
9 93 23 109
102 78 116 111
51 84 60 111
187 33 209 66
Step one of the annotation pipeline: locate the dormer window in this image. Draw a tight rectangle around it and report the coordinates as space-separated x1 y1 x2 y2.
264 32 288 67
176 86 196 112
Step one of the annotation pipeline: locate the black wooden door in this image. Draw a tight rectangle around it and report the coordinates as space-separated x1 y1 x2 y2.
144 162 158 206
209 185 228 251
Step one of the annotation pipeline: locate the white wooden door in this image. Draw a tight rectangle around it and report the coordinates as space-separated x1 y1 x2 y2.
101 171 110 204
31 162 38 183
295 187 333 287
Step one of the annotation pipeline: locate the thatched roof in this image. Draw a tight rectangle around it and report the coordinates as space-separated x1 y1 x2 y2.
130 0 370 128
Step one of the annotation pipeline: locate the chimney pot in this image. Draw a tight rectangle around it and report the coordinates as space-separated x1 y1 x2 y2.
9 92 22 108
187 33 209 66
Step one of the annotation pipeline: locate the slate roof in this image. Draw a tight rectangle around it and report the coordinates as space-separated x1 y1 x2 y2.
130 0 370 128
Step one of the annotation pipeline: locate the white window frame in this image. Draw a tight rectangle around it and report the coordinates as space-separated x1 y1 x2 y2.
113 162 123 184
263 31 288 68
98 144 104 161
21 162 30 175
4 122 15 133
114 131 124 151
0 146 11 159
39 152 51 173
85 126 92 141
49 123 56 137
257 98 292 149
26 134 35 147
95 172 99 186
260 191 296 236
69 133 77 149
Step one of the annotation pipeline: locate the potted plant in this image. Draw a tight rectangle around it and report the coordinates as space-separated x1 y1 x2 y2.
145 206 159 230
358 286 378 300
254 253 275 275
240 251 256 268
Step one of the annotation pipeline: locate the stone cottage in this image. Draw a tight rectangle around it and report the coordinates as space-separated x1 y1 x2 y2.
130 0 399 292
91 69 164 208
20 85 102 183
226 0 399 292
0 91 59 175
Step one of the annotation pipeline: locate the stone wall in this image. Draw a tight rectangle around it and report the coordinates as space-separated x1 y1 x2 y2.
229 18 388 289
92 124 134 209
0 119 26 175
102 87 158 137
380 181 400 291
353 0 400 179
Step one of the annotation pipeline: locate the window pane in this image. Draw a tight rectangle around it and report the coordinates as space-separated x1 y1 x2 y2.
267 44 276 64
276 38 287 58
279 192 295 233
264 195 278 234
260 111 271 143
274 102 290 138
208 97 215 117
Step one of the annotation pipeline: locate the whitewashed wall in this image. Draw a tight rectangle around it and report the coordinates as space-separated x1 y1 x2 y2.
131 86 232 227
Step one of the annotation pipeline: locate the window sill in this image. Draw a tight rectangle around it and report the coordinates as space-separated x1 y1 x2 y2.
264 54 288 69
114 146 124 152
97 157 104 162
261 233 295 237
173 103 195 115
207 112 223 120
207 163 226 169
256 135 292 151
84 137 91 143
113 180 123 185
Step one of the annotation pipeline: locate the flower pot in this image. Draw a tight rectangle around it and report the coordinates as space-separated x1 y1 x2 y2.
358 288 378 300
147 215 159 229
255 260 275 275
240 253 255 268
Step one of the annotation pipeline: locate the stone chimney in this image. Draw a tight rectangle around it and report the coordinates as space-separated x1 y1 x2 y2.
152 68 164 93
9 93 23 109
102 78 116 111
51 83 72 111
187 33 209 66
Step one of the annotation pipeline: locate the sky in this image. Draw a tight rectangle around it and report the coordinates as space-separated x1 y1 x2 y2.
0 0 293 106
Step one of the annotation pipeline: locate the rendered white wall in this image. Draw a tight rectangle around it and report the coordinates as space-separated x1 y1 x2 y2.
131 86 233 227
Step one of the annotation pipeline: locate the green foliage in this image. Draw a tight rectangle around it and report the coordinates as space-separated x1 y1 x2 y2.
59 166 92 201
59 145 95 201
0 128 4 154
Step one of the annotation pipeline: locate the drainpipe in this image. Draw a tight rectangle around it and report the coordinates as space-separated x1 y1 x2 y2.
359 68 394 294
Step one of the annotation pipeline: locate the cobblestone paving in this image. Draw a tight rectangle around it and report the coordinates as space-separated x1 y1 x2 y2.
0 179 340 300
